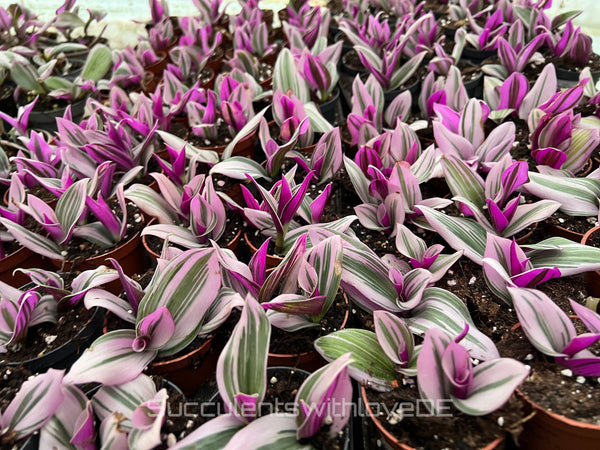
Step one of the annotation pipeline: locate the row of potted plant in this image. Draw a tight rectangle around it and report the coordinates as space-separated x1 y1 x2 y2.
1 0 600 448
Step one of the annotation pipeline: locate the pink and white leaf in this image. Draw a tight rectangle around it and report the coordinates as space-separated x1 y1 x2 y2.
374 311 415 369
129 389 168 450
295 353 353 439
64 330 157 385
416 327 453 415
1 369 64 440
510 287 575 356
216 295 271 422
452 358 529 416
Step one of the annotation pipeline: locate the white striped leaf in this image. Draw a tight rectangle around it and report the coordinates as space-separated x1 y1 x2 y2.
39 384 88 450
0 218 64 260
374 311 417 375
0 369 64 440
563 128 600 174
408 287 500 360
55 178 89 244
295 353 353 439
217 296 271 422
526 237 600 276
315 329 397 391
84 288 136 323
273 48 309 103
210 156 270 181
92 374 157 428
137 248 221 356
500 200 560 237
224 413 312 449
452 358 529 416
124 184 179 224
171 414 244 450
63 330 157 386
441 154 486 210
141 224 204 249
419 206 487 264
343 155 376 204
307 235 343 320
509 286 575 356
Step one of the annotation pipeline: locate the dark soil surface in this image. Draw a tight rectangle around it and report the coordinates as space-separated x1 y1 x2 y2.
497 324 600 425
1 301 94 364
364 381 528 449
269 291 350 355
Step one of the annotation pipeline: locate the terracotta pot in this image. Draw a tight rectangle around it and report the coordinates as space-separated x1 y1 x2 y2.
142 218 242 262
147 337 215 395
268 292 350 372
515 221 538 245
0 245 54 288
510 319 600 449
360 386 505 450
144 49 169 76
51 230 148 281
544 220 585 242
581 226 600 298
7 307 105 372
244 230 283 269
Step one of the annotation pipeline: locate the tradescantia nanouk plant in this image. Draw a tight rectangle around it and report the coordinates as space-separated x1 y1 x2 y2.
65 248 241 386
316 316 528 416
510 287 600 376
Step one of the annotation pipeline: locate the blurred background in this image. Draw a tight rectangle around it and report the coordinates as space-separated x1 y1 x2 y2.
12 0 600 52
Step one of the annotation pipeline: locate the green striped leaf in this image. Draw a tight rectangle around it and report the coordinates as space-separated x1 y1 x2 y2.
125 184 178 224
63 330 157 386
525 170 600 216
1 369 64 440
273 48 309 103
441 154 486 210
315 329 397 391
225 413 312 449
217 296 271 422
55 178 88 244
137 248 221 356
39 384 88 450
0 218 64 260
307 235 343 321
419 206 487 264
408 287 500 361
526 237 600 276
210 156 270 181
171 414 244 449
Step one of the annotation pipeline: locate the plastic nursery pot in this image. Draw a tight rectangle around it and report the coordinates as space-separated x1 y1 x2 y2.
26 96 87 133
317 87 344 125
51 230 149 282
509 323 600 450
383 78 420 109
267 292 350 372
359 386 505 450
556 66 600 84
581 226 600 298
6 307 106 373
0 245 53 288
461 46 497 64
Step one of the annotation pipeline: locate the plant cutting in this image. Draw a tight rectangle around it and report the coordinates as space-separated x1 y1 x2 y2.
126 173 235 251
170 293 353 448
315 315 528 448
242 167 329 255
441 153 560 238
0 179 144 271
0 368 64 448
432 97 516 171
66 247 241 389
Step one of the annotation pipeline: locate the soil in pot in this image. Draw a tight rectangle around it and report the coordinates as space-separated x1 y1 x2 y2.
143 212 245 259
268 291 349 371
362 380 526 450
51 202 147 274
1 300 103 372
0 364 36 449
545 211 598 242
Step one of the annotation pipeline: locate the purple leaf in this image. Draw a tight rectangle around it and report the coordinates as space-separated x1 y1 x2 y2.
133 306 175 352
